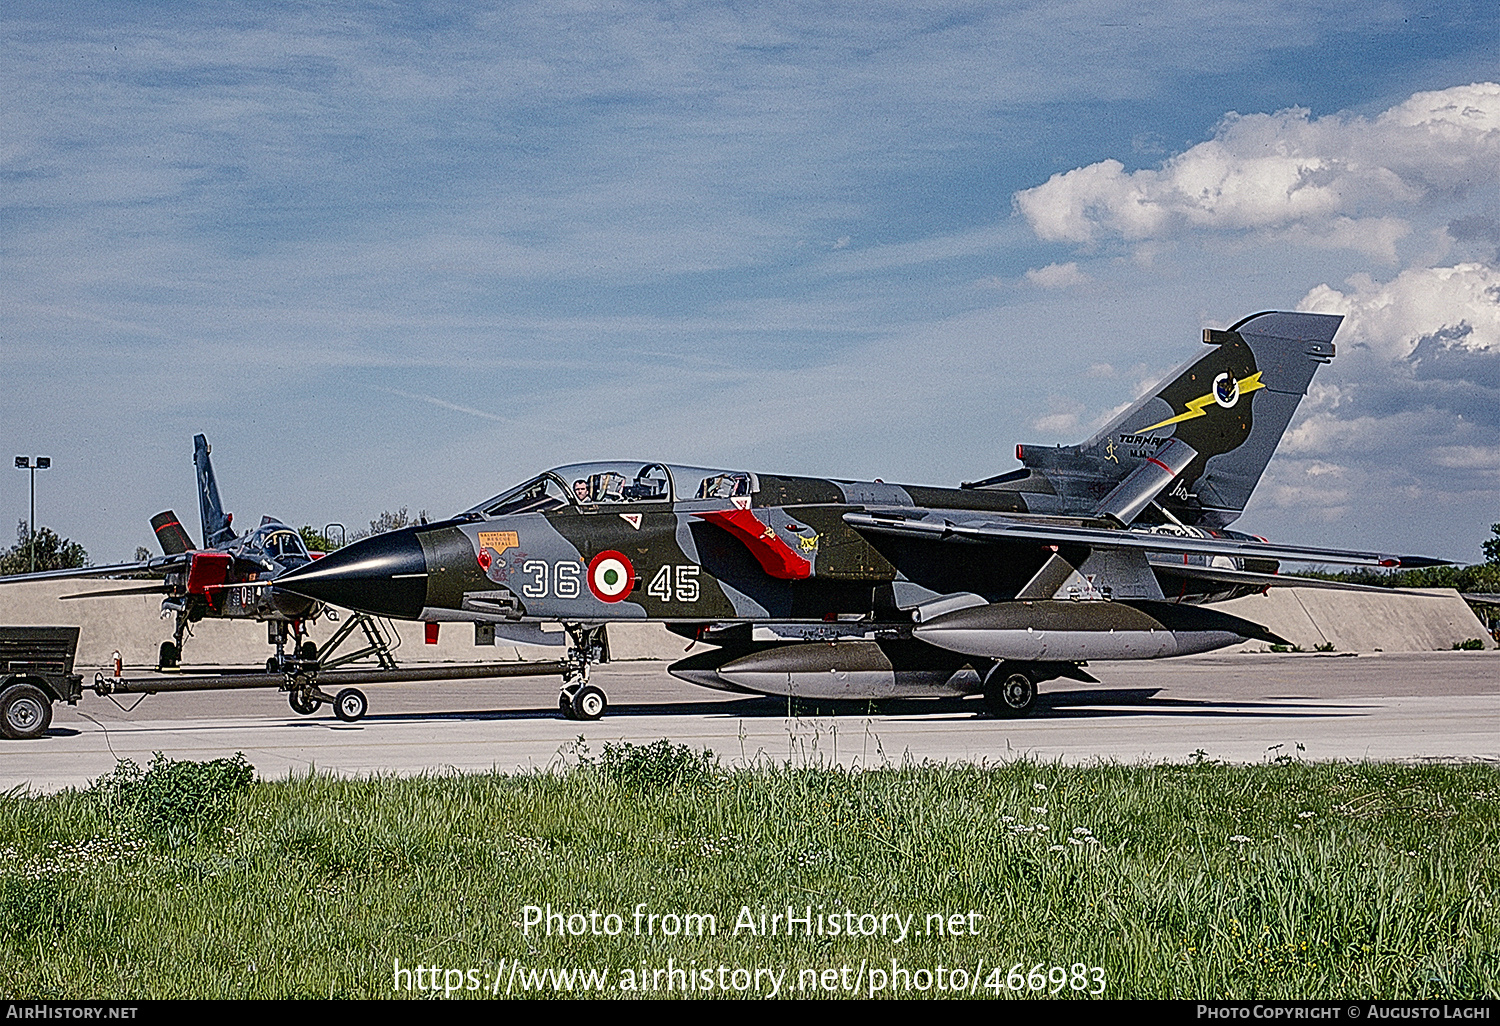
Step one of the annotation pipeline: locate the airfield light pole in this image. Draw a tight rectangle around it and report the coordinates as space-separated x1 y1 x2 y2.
14 456 51 574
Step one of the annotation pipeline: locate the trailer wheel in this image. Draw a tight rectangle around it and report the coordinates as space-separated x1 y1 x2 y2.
0 683 53 740
333 688 367 723
288 690 320 715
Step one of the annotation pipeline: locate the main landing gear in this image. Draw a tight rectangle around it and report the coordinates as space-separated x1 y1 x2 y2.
157 605 195 670
982 662 1037 718
156 610 324 674
557 623 610 721
978 662 1094 718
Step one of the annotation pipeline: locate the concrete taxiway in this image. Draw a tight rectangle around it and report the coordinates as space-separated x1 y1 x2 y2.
3 650 1497 791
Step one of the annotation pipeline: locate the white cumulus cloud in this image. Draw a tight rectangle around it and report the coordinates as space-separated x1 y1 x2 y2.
1297 262 1500 362
1024 261 1089 288
1014 83 1500 249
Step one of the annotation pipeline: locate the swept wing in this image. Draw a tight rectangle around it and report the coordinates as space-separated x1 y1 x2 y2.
843 509 1448 570
0 555 187 585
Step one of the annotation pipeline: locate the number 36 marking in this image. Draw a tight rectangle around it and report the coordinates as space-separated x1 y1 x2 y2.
521 560 580 599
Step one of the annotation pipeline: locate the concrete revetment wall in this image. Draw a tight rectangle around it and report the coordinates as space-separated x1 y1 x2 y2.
0 578 1489 676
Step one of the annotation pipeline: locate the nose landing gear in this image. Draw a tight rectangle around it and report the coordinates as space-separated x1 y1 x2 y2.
557 624 610 720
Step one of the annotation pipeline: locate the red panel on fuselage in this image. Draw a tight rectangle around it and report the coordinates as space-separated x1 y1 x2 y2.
692 508 812 580
186 552 233 598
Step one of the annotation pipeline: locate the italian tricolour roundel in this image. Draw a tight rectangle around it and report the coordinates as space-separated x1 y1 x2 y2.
588 550 636 602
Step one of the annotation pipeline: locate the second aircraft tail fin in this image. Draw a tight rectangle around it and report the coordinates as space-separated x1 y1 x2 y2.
194 434 236 547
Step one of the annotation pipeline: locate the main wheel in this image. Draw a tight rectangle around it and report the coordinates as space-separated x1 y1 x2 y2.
572 685 607 721
333 688 368 722
288 690 320 715
983 665 1037 718
0 683 53 740
559 691 578 720
298 641 318 661
158 641 180 670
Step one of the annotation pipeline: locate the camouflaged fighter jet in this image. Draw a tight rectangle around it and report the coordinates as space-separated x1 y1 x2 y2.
0 435 324 670
275 311 1447 720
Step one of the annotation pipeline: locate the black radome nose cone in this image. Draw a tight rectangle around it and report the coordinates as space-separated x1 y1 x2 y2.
274 528 427 619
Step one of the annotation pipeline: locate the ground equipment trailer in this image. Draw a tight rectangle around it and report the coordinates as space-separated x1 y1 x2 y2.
1 616 598 737
0 626 84 740
90 657 573 724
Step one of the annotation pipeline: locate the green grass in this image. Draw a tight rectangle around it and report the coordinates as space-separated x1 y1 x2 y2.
0 746 1496 999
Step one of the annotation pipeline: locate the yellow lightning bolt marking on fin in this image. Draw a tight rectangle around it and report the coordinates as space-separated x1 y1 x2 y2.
1139 372 1265 432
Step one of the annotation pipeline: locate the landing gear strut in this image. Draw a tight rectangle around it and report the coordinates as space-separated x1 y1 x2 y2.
558 624 610 720
157 607 194 670
265 620 317 673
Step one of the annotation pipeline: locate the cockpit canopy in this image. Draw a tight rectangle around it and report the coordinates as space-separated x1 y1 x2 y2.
465 462 757 518
238 520 311 564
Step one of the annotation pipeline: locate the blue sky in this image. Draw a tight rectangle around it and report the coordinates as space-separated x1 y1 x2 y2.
3 1 1499 563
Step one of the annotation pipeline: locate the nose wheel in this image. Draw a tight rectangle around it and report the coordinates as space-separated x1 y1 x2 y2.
560 684 607 721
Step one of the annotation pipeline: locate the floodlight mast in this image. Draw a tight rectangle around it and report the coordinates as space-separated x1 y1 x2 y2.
13 456 51 574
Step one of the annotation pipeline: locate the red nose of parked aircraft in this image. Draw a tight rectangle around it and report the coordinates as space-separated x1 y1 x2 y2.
274 528 428 620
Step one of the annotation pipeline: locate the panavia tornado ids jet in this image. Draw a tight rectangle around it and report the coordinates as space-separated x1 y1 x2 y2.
275 311 1446 719
0 435 324 669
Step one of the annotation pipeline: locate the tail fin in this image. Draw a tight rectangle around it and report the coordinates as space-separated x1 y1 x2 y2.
998 311 1340 528
150 510 196 555
194 434 236 547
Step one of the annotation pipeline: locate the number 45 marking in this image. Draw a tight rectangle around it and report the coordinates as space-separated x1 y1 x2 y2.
647 565 700 603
